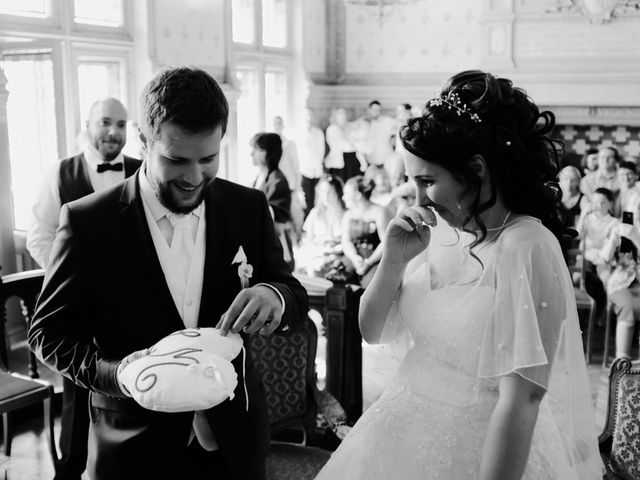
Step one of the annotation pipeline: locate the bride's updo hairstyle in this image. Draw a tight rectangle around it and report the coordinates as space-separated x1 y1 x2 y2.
401 70 570 250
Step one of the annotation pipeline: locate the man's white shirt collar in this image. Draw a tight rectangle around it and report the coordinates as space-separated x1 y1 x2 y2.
83 143 124 170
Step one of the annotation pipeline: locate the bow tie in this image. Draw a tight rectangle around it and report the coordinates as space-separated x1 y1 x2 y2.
97 162 123 173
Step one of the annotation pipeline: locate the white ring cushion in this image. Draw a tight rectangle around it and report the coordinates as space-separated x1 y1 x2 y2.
118 328 243 412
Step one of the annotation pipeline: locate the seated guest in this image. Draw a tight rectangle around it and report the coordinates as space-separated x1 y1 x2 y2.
558 165 586 227
580 145 620 204
580 147 599 176
577 187 620 318
341 175 392 287
251 132 295 269
600 200 640 359
366 164 394 209
296 175 346 277
614 160 640 218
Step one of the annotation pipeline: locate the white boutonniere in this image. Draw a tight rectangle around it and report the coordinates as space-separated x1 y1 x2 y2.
232 246 253 288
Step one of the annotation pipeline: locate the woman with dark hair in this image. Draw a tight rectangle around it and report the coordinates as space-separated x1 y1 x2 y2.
316 71 602 479
341 175 392 287
580 147 599 175
251 132 294 268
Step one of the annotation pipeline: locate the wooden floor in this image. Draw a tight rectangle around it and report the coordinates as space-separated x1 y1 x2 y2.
0 324 618 480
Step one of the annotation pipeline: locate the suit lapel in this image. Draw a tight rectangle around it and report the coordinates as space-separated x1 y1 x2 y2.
123 156 141 178
198 180 238 327
119 172 184 332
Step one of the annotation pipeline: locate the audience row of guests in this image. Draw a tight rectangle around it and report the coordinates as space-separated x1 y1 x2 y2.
269 100 414 230
254 129 640 359
294 174 396 287
558 145 640 360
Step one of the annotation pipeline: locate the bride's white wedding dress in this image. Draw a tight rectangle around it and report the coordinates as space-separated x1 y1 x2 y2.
316 217 603 480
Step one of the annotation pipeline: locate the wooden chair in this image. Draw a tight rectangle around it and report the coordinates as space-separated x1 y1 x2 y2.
599 357 640 480
566 241 598 363
248 315 349 480
0 269 58 463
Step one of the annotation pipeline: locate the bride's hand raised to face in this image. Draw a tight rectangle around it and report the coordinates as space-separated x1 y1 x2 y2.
383 206 436 265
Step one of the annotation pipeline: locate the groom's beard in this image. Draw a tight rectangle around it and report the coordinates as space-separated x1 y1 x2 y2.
158 177 214 214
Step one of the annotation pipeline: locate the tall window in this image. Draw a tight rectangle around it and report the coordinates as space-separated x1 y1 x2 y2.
235 67 261 185
0 0 48 18
0 0 132 232
232 0 292 186
232 0 255 45
261 0 287 48
74 0 123 27
77 58 126 126
1 51 58 231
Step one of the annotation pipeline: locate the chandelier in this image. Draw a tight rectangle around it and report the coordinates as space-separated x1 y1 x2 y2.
548 0 640 24
345 0 425 24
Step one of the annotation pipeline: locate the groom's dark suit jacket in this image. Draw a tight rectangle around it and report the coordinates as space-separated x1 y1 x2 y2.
28 172 307 480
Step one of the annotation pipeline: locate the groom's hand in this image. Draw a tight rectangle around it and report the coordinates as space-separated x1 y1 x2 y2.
217 285 283 336
116 347 151 397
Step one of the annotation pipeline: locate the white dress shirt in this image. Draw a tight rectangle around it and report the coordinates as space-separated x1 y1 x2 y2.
26 145 126 268
351 115 396 166
139 170 205 327
325 124 356 170
295 126 325 179
138 168 287 450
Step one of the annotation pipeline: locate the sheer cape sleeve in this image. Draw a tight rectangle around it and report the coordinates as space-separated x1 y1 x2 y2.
373 217 602 478
477 219 603 478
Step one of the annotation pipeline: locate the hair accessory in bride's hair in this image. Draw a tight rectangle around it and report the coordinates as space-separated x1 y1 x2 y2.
426 91 482 124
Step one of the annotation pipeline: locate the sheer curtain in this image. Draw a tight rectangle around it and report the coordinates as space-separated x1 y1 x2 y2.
2 51 58 231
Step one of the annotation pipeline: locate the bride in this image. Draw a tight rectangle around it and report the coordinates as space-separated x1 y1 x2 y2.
315 71 603 479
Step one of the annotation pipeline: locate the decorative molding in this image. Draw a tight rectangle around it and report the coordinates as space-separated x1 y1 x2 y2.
306 82 640 128
482 0 516 69
334 72 449 85
545 106 640 126
307 83 438 126
506 72 640 107
148 0 226 71
324 0 346 84
341 1 482 75
302 0 327 75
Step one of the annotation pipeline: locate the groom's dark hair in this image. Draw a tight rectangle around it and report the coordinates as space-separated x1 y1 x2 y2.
140 66 229 141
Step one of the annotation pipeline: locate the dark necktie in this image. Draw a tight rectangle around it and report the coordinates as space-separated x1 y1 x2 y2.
97 162 124 173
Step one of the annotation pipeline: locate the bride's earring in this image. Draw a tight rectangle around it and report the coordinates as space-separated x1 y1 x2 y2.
456 202 463 212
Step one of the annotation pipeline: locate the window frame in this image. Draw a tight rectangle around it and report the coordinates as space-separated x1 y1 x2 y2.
0 0 61 31
232 0 293 54
0 0 134 238
69 44 134 146
230 0 295 185
70 0 132 41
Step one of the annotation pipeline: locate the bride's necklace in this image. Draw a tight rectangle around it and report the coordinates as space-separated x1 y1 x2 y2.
485 210 512 232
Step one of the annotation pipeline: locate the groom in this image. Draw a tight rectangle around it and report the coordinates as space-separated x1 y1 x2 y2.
28 67 307 480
